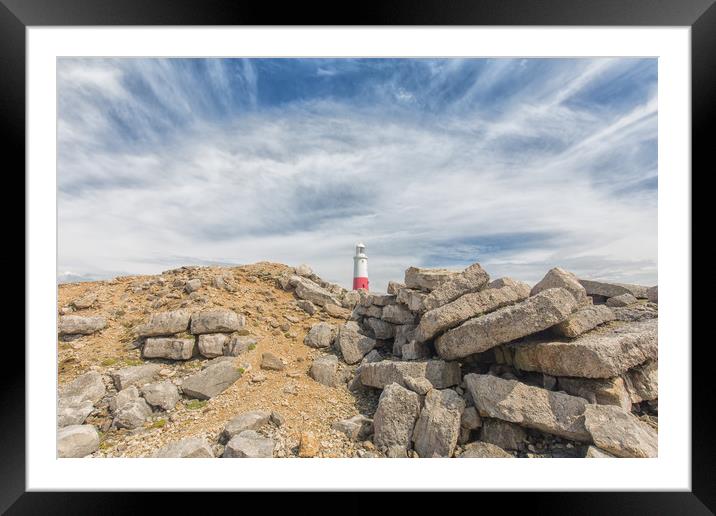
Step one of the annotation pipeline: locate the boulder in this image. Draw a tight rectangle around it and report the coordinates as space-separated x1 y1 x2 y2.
141 380 180 411
531 267 588 305
221 410 271 442
488 277 526 289
382 304 417 325
298 431 321 457
393 324 417 356
364 317 397 340
623 360 658 403
400 341 431 360
607 293 639 307
223 430 275 458
57 425 100 457
58 397 94 427
225 335 257 356
295 264 313 277
309 355 340 387
153 437 214 458
579 279 649 299
512 319 657 378
111 364 161 391
111 386 152 429
190 309 244 334
336 324 376 364
360 360 461 390
324 303 351 319
435 288 578 360
464 374 590 441
612 303 658 322
134 309 191 337
460 406 482 430
412 388 465 457
396 288 428 312
197 333 230 358
583 404 657 458
143 337 194 360
185 278 202 293
373 383 421 453
292 276 340 307
260 352 285 371
367 293 397 306
341 291 361 309
332 415 374 441
421 262 490 312
403 376 433 395
387 281 405 295
552 304 615 338
416 280 531 342
647 286 658 303
557 376 632 411
458 441 513 458
479 418 527 450
297 300 317 315
59 371 106 404
71 291 97 310
304 322 337 349
181 360 242 400
404 267 458 292
58 315 107 336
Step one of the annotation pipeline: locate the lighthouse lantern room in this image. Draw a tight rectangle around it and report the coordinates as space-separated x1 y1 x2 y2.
352 243 369 291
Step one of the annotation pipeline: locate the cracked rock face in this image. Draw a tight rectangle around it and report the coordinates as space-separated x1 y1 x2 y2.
583 404 657 458
373 383 420 453
58 315 107 336
412 388 465 458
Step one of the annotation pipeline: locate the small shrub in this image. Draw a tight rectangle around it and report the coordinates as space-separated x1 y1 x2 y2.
247 343 256 351
150 419 166 429
237 367 245 374
123 358 143 367
185 399 207 411
101 358 118 367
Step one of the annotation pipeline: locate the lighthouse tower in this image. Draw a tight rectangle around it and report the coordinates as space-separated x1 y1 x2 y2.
353 243 369 291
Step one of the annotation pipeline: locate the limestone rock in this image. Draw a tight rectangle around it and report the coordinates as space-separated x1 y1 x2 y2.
623 360 658 403
612 303 658 322
458 441 513 458
332 415 373 441
579 279 649 299
552 304 615 338
421 262 490 312
584 445 616 458
403 375 433 395
141 380 180 411
393 324 417 356
310 355 340 387
292 276 340 307
557 376 632 410
298 431 321 457
59 371 106 404
412 388 465 457
225 335 257 356
295 264 313 277
324 303 351 319
387 281 405 295
400 341 431 360
185 278 202 293
111 364 161 391
190 309 244 334
460 406 482 430
336 323 376 364
360 360 461 390
583 404 657 458
373 383 420 453
57 424 100 457
58 315 107 336
221 410 271 442
607 293 638 307
111 386 152 429
304 322 337 349
364 317 397 340
58 397 94 427
143 337 195 360
647 286 658 303
531 267 588 305
404 267 458 292
367 293 396 306
297 300 317 315
154 437 214 457
382 304 417 325
396 288 428 312
223 430 275 458
71 291 97 310
260 352 285 371
480 418 527 450
197 333 230 358
181 361 242 400
134 309 191 337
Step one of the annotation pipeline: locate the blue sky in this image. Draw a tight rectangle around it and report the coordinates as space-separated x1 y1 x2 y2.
57 58 657 290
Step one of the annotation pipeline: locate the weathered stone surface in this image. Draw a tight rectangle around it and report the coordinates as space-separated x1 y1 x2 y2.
185 278 202 293
360 360 461 390
341 290 361 309
58 397 94 427
225 335 256 356
221 410 271 442
607 293 638 307
531 267 588 305
416 281 531 342
111 386 152 429
154 437 214 457
363 305 383 319
141 380 180 411
296 299 317 315
458 441 513 458
336 324 376 364
111 364 161 390
197 333 230 358
310 355 340 387
368 293 397 306
143 337 194 360
558 376 632 410
373 383 420 452
460 406 482 430
552 304 615 338
292 276 340 307
403 375 433 395
181 361 242 400
579 279 649 299
513 319 657 378
435 288 578 359
647 285 658 303
304 322 337 349
413 388 465 457
260 352 285 371
421 262 490 312
324 303 351 319
71 291 97 310
405 267 458 292
393 324 416 356
488 277 524 289
58 315 107 336
623 360 658 403
464 374 590 441
584 445 616 458
223 430 275 458
298 431 321 457
480 418 527 450
401 340 431 360
59 371 106 404
382 304 417 325
57 424 100 457
364 317 397 340
134 309 191 337
190 309 244 334
332 415 374 441
612 303 658 322
396 288 428 312
583 404 657 458
387 281 405 295
295 264 313 277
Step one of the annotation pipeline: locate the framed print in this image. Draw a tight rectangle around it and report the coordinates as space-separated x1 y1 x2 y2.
4 0 711 512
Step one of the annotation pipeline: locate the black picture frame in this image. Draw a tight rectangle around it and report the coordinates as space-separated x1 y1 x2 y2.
4 0 709 512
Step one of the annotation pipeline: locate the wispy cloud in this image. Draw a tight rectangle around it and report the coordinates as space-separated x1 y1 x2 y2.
58 58 657 290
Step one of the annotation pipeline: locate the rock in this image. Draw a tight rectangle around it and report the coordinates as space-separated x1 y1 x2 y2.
57 425 100 457
393 324 417 356
332 415 374 441
270 411 285 427
421 262 490 312
611 303 658 322
59 371 106 404
480 418 527 450
412 388 465 457
416 280 530 342
221 410 271 442
364 317 397 340
458 441 513 458
584 445 616 458
190 309 244 334
512 319 657 378
382 304 417 325
464 374 590 441
295 264 313 277
460 406 482 430
360 360 461 390
297 300 317 315
185 278 202 293
111 364 161 390
366 293 396 306
143 337 195 360
341 291 361 309
134 309 191 337
623 360 658 403
298 431 320 457
58 315 107 336
324 303 351 319
607 293 639 307
435 288 578 360
71 291 97 310
58 397 94 427
304 322 337 349
111 386 152 429
531 267 588 305
141 380 180 411
225 335 257 356
396 288 428 312
181 360 242 400
336 324 376 364
154 437 214 457
647 285 658 303
401 340 431 360
309 355 340 387
552 304 615 338
557 376 632 410
488 277 525 289
387 281 405 295
404 267 458 292
579 279 649 299
364 305 383 319
196 333 230 358
403 376 433 395
223 430 275 458
583 404 657 457
292 276 340 307
373 383 421 453
260 352 285 371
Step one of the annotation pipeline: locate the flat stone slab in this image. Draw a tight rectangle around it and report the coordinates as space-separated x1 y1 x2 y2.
58 315 107 336
421 262 490 312
291 276 340 307
531 267 588 305
412 388 465 458
435 288 578 360
579 279 649 299
464 374 591 441
360 360 461 390
153 437 214 457
557 376 632 411
583 404 657 458
134 309 191 337
336 324 376 364
143 337 195 360
59 371 106 404
57 424 99 457
513 319 657 378
111 364 161 391
404 267 458 292
552 304 615 338
181 360 242 400
221 410 271 442
190 309 244 334
223 430 275 458
458 441 514 458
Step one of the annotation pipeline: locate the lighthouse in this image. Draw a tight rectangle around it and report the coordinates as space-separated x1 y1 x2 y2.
353 242 369 291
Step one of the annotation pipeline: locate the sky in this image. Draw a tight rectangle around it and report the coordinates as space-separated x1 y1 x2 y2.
57 58 657 291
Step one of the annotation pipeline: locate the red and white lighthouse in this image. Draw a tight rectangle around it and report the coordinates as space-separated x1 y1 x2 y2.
352 242 369 291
